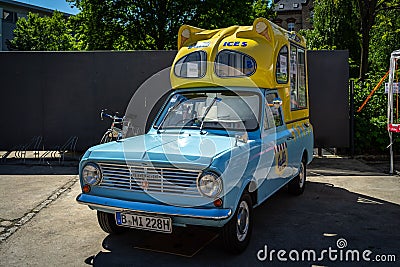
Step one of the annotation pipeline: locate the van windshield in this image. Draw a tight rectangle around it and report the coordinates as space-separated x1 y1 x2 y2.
154 90 261 131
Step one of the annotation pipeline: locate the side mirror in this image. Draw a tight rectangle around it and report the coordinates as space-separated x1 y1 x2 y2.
272 98 283 109
235 132 248 146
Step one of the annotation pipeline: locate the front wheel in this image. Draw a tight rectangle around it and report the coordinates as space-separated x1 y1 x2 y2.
97 211 126 234
221 193 253 254
288 160 306 195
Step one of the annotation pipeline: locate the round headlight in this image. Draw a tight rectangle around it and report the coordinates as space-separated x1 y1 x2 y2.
197 172 222 198
82 163 102 185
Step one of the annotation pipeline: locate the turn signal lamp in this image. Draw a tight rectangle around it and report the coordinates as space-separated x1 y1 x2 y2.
213 198 223 207
83 184 91 193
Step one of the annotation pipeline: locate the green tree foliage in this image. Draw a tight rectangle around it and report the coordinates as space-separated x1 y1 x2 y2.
68 0 198 50
10 1 274 51
194 0 274 29
252 0 276 19
300 0 360 77
8 11 77 51
68 0 274 50
302 0 400 80
354 4 400 154
301 0 400 154
369 6 400 72
357 0 400 81
354 75 393 154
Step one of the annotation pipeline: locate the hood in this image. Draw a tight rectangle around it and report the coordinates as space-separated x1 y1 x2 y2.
87 133 240 168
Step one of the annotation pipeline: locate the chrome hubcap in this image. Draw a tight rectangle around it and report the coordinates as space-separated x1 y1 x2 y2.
236 200 250 242
298 163 305 188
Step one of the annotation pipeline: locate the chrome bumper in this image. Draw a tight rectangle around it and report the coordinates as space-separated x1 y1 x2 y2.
76 194 232 220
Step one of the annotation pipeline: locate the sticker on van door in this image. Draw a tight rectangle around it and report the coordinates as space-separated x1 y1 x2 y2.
274 142 288 175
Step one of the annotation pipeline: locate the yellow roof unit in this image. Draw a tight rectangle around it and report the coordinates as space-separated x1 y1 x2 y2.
171 18 306 89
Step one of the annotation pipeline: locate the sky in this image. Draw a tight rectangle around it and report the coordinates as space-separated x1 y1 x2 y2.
14 0 79 15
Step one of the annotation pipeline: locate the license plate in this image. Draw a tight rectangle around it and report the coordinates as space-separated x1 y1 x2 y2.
115 212 172 233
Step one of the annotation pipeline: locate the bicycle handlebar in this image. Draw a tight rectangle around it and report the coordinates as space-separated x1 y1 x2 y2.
100 109 124 122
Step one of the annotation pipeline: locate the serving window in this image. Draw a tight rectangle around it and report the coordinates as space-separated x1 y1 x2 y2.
290 45 307 110
276 46 288 84
264 93 283 130
215 50 256 77
174 51 207 78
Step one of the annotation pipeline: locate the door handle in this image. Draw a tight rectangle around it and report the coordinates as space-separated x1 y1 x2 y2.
287 135 294 140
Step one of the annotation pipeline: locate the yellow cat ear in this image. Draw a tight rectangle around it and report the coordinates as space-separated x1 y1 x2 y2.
178 27 191 49
253 18 274 44
177 25 218 49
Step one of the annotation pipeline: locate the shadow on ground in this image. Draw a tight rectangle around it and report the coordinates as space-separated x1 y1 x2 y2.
85 181 400 266
307 157 393 176
0 161 78 175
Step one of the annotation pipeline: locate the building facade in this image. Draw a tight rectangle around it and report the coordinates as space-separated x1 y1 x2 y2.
273 0 314 32
0 0 69 51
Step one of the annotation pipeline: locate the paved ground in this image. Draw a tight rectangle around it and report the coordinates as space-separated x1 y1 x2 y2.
0 157 399 266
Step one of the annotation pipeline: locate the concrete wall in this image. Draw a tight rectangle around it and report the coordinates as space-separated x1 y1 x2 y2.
0 50 349 152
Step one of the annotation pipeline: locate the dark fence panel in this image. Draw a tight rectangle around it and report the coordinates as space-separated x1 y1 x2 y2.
308 50 349 148
0 50 349 152
0 51 177 151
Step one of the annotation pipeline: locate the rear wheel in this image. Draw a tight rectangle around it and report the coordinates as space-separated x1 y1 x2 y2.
288 159 306 195
97 211 126 234
222 193 253 254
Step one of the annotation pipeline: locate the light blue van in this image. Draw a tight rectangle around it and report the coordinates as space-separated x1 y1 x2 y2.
77 19 314 253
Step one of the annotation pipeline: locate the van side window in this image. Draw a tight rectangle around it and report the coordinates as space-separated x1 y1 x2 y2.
290 45 307 110
290 46 298 109
174 51 207 78
264 93 283 130
276 46 288 83
297 48 307 108
215 50 256 77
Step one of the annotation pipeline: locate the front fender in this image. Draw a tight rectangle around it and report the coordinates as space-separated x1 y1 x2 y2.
223 175 255 216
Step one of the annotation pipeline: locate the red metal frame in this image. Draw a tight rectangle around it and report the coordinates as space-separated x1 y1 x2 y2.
388 123 400 133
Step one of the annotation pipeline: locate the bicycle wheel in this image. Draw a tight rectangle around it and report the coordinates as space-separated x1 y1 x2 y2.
100 130 114 144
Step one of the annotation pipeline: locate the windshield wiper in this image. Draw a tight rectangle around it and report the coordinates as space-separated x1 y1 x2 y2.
199 97 221 135
157 98 184 134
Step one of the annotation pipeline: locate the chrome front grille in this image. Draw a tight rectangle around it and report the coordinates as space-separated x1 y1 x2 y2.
98 162 202 197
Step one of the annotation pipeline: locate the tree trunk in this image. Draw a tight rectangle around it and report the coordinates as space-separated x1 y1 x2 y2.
155 0 168 50
358 0 377 82
359 26 370 82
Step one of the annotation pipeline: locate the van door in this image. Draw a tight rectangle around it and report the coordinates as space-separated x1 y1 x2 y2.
256 91 293 200
265 92 293 179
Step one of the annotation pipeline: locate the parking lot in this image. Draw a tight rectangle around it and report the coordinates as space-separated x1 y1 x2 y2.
0 157 399 266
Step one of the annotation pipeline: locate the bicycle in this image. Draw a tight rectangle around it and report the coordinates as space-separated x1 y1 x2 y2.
100 109 124 144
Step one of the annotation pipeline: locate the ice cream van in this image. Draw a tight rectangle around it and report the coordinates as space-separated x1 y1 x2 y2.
77 18 314 253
